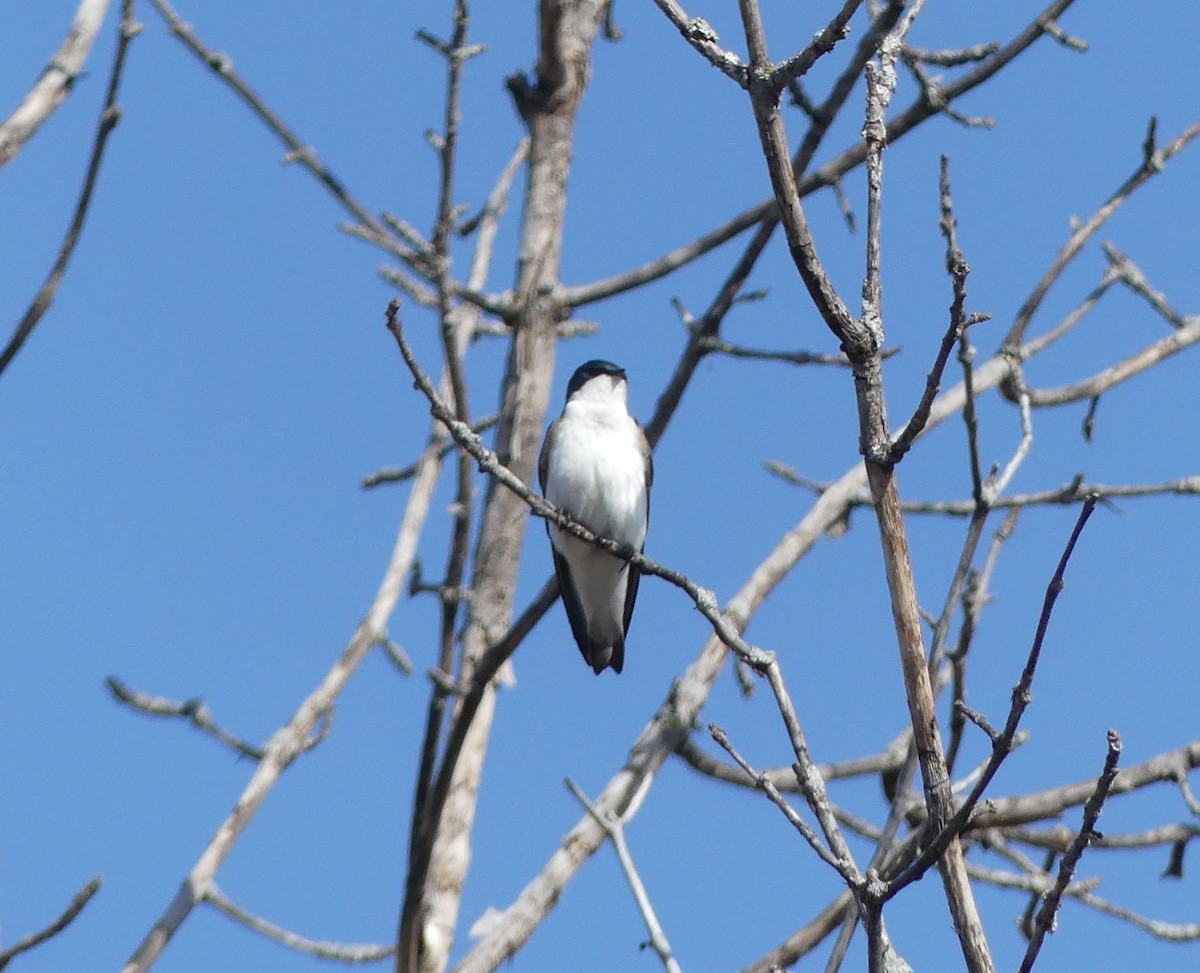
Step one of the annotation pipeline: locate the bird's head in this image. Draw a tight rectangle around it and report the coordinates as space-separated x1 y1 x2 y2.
565 359 627 404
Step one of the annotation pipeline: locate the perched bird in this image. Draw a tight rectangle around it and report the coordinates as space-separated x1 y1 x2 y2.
538 360 653 674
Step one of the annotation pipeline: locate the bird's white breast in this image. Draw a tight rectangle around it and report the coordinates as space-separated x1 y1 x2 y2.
544 398 647 547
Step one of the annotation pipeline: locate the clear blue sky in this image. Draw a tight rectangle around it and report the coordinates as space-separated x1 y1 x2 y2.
3 3 1198 972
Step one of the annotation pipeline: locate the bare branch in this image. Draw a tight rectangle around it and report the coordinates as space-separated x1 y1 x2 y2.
1024 316 1200 406
1004 117 1200 350
888 497 1099 897
1103 242 1191 329
106 676 265 760
776 471 1200 517
564 780 684 973
766 0 862 97
0 877 102 971
969 858 1200 943
676 729 909 790
379 639 416 676
890 157 987 463
709 725 859 885
696 334 860 367
565 0 1082 309
736 891 855 973
121 390 454 973
145 0 393 243
648 0 747 86
1 2 139 379
203 884 394 963
201 887 393 964
1019 730 1123 973
0 0 112 168
362 414 501 488
903 56 996 129
1039 17 1088 52
1002 822 1200 853
902 41 999 67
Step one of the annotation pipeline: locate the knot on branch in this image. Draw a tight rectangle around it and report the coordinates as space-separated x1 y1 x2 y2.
686 17 718 44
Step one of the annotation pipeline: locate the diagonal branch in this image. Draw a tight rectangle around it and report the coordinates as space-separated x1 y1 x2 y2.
0 877 102 971
1018 730 1123 973
565 779 684 973
564 0 1081 310
120 393 455 973
1 1 138 379
887 498 1099 898
204 883 395 963
710 724 861 886
106 677 266 760
0 0 112 168
766 0 862 97
145 0 385 238
1004 116 1200 350
1023 316 1200 406
648 0 747 86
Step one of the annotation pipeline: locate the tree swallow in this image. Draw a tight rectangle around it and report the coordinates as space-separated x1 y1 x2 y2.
538 360 653 675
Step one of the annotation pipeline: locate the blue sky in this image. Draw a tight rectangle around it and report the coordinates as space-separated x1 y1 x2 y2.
2 3 1198 972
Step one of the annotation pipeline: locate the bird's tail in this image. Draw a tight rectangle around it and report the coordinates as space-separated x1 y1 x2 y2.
587 637 624 675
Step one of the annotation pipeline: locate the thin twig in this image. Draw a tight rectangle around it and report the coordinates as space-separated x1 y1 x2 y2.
120 380 452 973
204 883 394 963
146 0 385 238
773 474 1200 516
106 676 266 760
564 780 684 973
767 0 862 96
891 156 988 463
648 0 747 85
563 0 1081 310
1004 117 1200 351
675 730 909 791
902 41 999 67
0 2 139 378
697 334 860 367
0 877 102 971
1102 242 1190 329
1001 821 1200 853
967 850 1200 944
709 725 857 885
378 638 415 675
1018 730 1123 972
888 497 1099 897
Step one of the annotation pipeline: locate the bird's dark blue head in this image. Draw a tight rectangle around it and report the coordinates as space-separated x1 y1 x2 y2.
566 359 626 399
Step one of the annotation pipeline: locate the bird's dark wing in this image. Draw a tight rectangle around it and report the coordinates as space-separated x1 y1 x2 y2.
616 422 651 671
551 547 593 670
537 419 557 493
621 556 641 641
640 423 654 490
